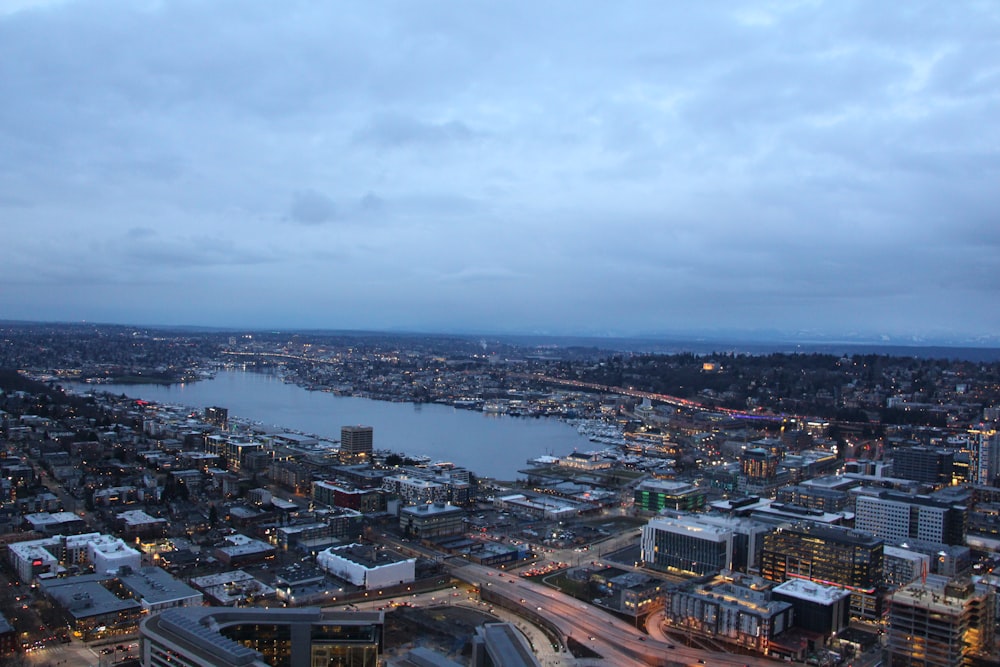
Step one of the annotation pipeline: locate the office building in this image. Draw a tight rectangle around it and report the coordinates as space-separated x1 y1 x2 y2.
891 447 953 487
854 491 967 546
888 576 995 667
399 502 465 539
340 425 374 464
772 579 850 637
776 484 850 513
634 480 706 513
760 522 884 621
740 447 785 496
641 512 768 576
140 607 383 667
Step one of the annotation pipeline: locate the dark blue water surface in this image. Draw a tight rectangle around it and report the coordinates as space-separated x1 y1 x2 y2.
80 369 594 480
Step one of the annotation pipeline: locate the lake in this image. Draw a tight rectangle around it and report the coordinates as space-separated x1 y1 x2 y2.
78 369 595 479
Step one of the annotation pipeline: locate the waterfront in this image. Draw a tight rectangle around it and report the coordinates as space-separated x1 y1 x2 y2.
77 369 597 479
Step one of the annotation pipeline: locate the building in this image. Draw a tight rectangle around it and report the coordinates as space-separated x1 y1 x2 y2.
382 475 448 506
24 511 87 536
760 522 884 621
40 575 143 641
640 512 768 576
971 426 999 486
316 544 415 591
399 502 465 539
115 509 169 538
0 613 16 658
891 447 954 487
213 534 276 567
118 566 203 614
883 546 931 588
204 406 228 428
340 425 374 464
139 607 383 667
854 491 967 546
273 510 364 553
312 481 387 514
633 480 706 513
7 533 141 581
739 447 788 497
888 575 996 667
662 573 793 654
772 579 850 637
471 622 540 667
776 484 850 513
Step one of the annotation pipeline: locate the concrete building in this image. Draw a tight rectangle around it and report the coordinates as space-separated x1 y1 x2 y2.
140 607 383 667
888 575 996 667
88 534 143 575
883 546 931 588
854 491 967 546
316 544 415 591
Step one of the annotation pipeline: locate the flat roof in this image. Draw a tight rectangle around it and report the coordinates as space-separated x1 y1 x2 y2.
120 567 201 604
773 578 851 605
42 579 142 619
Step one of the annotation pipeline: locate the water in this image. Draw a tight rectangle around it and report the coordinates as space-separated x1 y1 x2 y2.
76 369 595 479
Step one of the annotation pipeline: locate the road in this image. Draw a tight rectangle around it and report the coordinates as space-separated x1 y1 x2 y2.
452 561 776 667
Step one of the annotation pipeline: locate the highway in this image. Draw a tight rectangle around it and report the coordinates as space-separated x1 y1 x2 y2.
452 561 777 667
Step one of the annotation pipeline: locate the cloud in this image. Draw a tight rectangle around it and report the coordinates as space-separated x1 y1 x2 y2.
289 189 337 225
353 114 479 149
0 1 998 339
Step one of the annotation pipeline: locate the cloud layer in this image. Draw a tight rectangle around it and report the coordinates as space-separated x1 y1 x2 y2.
1 1 998 340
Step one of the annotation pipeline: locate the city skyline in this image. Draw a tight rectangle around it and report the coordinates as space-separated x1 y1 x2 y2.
2 2 998 342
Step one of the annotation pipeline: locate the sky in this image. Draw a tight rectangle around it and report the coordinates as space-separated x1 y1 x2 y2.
1 1 999 343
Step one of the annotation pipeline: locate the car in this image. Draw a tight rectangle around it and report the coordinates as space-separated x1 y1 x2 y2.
638 636 646 641
667 644 675 649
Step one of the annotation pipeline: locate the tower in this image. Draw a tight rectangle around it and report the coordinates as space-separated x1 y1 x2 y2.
340 425 373 464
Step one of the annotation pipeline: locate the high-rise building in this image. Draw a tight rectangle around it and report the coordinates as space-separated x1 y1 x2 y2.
760 522 884 621
854 491 967 546
340 425 373 464
204 406 228 429
891 447 953 487
139 607 383 667
888 576 995 667
971 426 999 486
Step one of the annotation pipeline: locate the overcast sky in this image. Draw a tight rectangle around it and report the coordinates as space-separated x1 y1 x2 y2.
2 1 998 342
